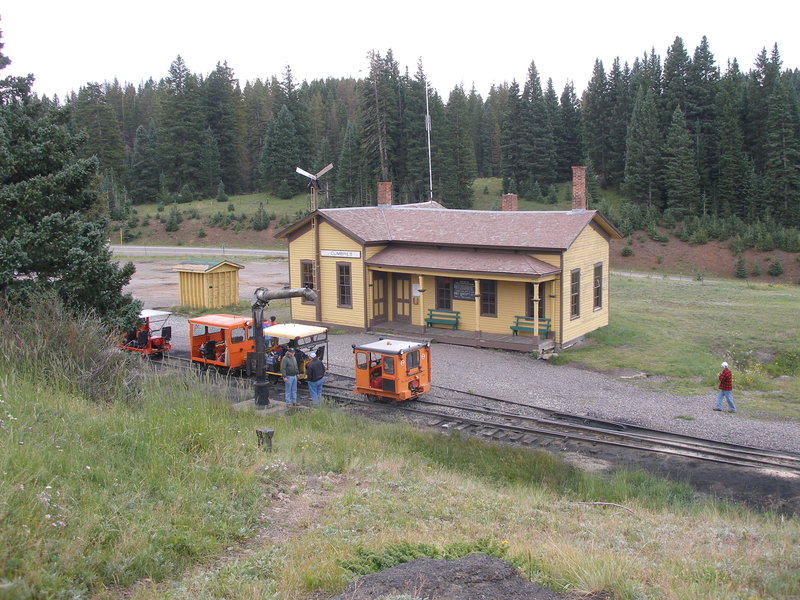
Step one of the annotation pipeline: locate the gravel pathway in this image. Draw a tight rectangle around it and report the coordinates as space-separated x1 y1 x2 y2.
164 315 800 454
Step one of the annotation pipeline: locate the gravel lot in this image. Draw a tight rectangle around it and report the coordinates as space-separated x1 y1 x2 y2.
125 259 800 456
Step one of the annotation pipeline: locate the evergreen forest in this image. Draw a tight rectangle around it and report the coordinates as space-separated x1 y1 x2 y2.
19 37 800 242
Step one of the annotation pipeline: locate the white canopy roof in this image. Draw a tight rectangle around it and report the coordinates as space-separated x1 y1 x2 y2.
263 323 328 340
140 309 171 319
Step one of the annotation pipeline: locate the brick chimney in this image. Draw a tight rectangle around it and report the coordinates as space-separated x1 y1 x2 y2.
501 193 518 211
377 182 393 206
571 166 587 211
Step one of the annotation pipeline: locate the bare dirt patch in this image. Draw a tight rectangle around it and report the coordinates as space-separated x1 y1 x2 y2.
610 234 800 284
122 259 290 309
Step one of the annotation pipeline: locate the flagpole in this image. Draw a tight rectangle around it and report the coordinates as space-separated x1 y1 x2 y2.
425 78 433 201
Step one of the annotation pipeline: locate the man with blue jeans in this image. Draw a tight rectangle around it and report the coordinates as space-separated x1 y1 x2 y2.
305 354 326 407
714 361 736 413
280 348 299 405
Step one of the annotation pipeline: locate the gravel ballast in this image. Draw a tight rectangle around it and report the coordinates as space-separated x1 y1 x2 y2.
164 315 800 455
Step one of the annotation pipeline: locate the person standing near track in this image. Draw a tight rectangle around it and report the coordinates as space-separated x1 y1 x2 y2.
281 348 299 405
714 361 736 413
306 353 326 407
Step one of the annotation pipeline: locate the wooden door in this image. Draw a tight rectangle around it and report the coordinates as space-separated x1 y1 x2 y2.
372 272 388 323
393 274 412 322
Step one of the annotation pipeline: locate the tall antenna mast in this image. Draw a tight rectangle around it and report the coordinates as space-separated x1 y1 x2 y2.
425 78 433 200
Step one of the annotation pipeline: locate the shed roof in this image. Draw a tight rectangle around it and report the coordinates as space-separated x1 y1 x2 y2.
277 205 621 250
367 246 561 277
172 260 244 273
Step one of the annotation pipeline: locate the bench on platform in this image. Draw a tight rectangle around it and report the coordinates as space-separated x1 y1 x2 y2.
509 315 551 338
425 308 460 330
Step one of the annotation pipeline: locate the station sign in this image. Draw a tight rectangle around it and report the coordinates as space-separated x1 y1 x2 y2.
321 250 361 258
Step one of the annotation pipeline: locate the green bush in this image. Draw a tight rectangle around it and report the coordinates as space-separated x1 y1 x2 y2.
621 246 634 257
735 256 747 278
165 204 182 232
767 259 784 277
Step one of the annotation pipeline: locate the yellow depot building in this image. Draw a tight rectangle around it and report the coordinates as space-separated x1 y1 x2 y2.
275 167 622 352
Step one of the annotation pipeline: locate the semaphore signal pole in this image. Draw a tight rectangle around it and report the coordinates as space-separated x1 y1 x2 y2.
425 78 433 201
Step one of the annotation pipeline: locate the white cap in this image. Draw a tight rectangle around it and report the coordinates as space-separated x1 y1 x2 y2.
721 362 728 368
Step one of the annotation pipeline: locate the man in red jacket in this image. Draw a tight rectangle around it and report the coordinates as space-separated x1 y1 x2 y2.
714 361 737 413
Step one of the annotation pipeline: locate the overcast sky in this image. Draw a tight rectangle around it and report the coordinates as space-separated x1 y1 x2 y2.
2 0 798 100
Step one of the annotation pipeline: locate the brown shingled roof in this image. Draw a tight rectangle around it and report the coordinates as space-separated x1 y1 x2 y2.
367 246 561 277
278 205 620 250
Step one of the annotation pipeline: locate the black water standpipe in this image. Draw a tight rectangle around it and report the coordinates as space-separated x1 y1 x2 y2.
251 287 318 407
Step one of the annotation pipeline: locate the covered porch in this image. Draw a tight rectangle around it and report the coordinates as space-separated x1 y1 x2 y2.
366 318 557 354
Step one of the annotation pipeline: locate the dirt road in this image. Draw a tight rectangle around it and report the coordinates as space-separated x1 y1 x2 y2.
122 259 290 309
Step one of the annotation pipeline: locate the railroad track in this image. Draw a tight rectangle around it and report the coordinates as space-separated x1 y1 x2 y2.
322 370 800 479
142 357 800 481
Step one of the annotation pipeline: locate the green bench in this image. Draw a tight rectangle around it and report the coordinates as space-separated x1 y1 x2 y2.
510 315 551 338
425 308 460 330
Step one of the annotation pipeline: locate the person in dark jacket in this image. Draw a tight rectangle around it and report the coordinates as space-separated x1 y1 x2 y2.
714 361 736 413
280 348 299 405
305 354 326 407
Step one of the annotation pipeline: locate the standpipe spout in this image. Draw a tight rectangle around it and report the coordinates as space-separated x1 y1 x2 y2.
254 287 317 305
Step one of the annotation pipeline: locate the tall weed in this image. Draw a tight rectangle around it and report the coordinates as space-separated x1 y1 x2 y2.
0 292 135 402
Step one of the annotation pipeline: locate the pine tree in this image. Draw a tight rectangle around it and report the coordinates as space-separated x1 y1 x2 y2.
0 33 139 330
500 80 527 194
241 79 274 190
661 37 690 127
199 126 222 197
157 56 207 196
663 107 700 216
128 122 160 204
714 62 751 218
686 36 719 200
555 81 583 179
72 82 127 177
334 120 367 206
204 62 245 194
606 58 632 186
623 85 662 207
439 85 476 208
216 180 229 202
735 255 747 278
582 60 611 185
763 75 800 225
360 51 403 184
258 104 300 196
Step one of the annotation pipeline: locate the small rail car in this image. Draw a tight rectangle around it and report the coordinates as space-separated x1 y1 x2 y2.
352 339 431 402
188 315 328 378
262 323 329 382
120 309 172 358
189 314 255 373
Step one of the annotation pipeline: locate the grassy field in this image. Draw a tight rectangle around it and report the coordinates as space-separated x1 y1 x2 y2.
1 299 799 599
552 275 800 419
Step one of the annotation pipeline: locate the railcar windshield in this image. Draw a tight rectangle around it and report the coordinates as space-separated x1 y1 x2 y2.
193 324 221 336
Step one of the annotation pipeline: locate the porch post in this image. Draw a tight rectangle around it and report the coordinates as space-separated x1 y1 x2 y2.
418 274 425 328
533 282 540 338
474 279 481 336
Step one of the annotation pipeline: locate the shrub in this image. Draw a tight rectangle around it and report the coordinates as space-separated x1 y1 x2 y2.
165 204 182 232
215 180 228 202
751 262 761 277
621 246 634 257
735 256 747 278
176 184 194 204
767 259 784 277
